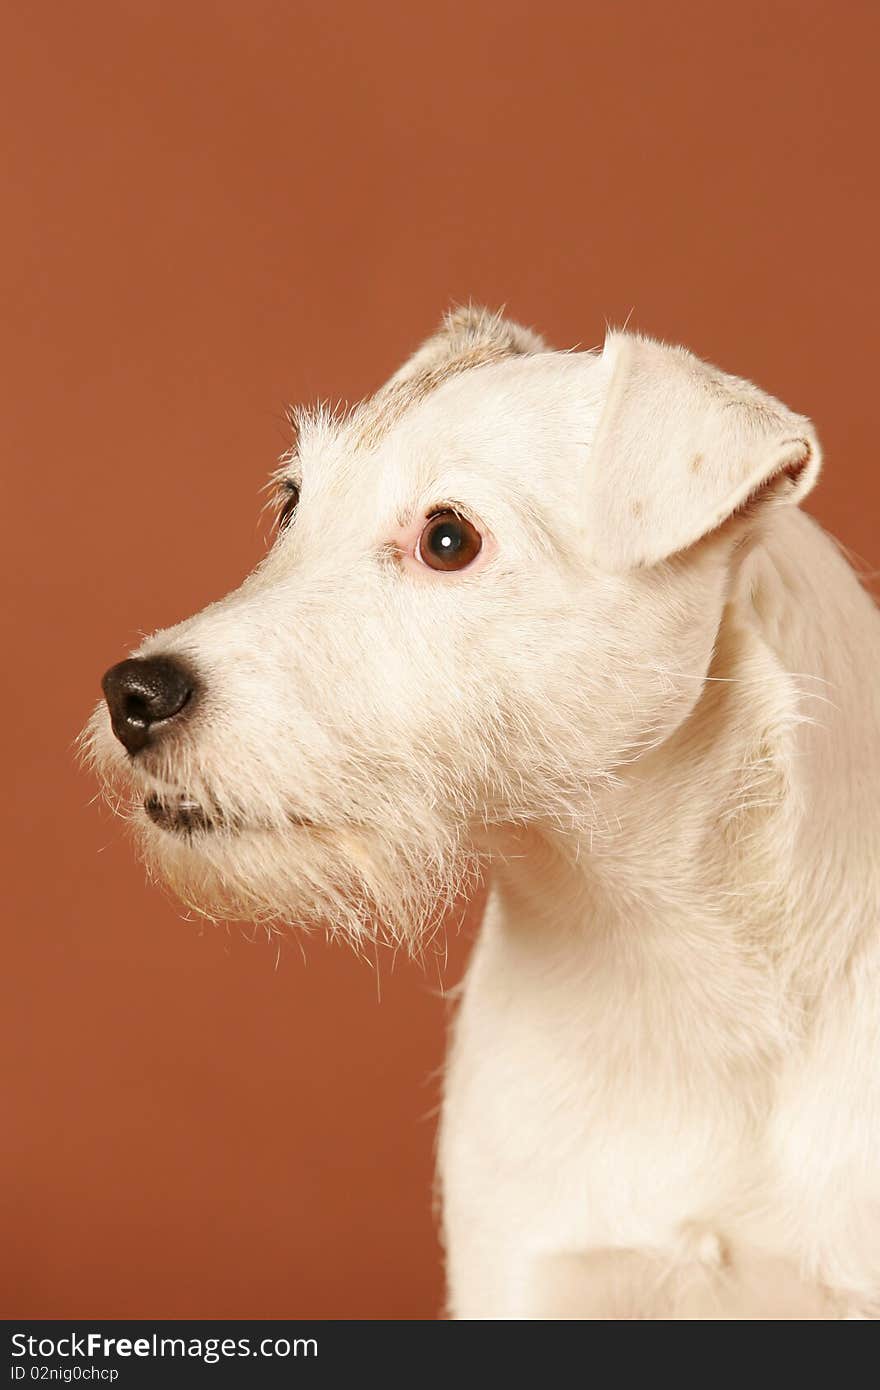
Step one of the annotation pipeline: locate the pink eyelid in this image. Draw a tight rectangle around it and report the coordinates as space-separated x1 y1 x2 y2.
391 509 496 578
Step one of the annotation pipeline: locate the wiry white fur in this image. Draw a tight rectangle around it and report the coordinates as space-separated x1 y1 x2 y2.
84 308 880 1318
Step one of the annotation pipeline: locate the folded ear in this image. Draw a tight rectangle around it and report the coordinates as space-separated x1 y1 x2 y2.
584 333 822 570
388 304 547 386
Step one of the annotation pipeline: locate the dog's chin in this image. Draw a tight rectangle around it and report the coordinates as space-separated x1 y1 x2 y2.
134 801 473 949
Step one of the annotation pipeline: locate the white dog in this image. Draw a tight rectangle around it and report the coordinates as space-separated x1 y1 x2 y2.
86 307 880 1318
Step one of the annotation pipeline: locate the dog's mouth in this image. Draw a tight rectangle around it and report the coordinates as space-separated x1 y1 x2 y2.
144 793 316 837
145 793 216 835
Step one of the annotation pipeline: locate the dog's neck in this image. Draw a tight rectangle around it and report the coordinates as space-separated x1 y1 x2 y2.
487 513 868 1003
477 559 809 1082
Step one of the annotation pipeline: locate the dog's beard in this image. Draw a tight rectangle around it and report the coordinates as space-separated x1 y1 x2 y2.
81 707 481 949
137 814 478 949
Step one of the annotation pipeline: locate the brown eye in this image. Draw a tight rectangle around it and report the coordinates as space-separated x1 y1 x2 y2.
277 484 300 530
417 510 483 571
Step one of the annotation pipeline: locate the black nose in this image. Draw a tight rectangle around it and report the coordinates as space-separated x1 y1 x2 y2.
101 656 197 754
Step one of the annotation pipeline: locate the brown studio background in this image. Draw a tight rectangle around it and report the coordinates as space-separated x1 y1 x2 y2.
2 0 879 1319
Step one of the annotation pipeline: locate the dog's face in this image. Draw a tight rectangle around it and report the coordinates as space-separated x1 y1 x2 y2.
85 308 820 943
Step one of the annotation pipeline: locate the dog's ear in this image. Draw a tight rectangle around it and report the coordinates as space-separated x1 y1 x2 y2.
584 333 822 570
389 304 547 385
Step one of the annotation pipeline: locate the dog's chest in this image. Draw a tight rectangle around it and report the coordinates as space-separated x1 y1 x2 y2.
440 884 783 1257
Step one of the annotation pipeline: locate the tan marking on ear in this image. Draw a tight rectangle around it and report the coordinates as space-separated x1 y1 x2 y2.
352 307 545 448
353 342 517 448
690 453 704 473
630 499 644 518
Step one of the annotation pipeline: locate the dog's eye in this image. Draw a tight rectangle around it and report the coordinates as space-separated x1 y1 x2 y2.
277 484 300 531
417 510 483 572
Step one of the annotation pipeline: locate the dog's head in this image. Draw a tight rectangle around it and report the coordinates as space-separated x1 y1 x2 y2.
84 307 820 944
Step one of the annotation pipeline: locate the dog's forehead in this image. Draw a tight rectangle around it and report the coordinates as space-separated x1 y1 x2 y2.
293 350 603 516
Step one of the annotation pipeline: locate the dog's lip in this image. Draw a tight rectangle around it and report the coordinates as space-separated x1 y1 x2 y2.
144 794 215 834
143 794 316 835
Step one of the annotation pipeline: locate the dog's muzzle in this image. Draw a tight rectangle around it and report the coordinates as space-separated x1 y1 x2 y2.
101 655 198 755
